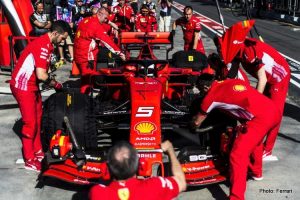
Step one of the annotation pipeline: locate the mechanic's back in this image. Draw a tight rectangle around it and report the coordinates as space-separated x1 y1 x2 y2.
89 141 186 200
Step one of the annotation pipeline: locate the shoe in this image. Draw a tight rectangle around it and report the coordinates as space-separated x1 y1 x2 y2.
35 150 44 162
263 151 278 161
249 172 264 181
24 159 41 172
248 171 263 181
251 174 264 181
263 150 272 158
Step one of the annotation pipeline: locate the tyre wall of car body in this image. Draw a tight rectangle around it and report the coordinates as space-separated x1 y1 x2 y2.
42 88 98 150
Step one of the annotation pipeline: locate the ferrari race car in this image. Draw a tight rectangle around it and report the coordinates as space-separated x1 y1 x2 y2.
41 31 239 186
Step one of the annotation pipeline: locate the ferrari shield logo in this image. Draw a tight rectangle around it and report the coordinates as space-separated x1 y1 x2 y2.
135 121 156 134
118 188 130 200
188 55 194 62
233 84 246 92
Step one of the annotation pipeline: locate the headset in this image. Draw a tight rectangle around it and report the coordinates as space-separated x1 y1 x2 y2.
34 1 43 10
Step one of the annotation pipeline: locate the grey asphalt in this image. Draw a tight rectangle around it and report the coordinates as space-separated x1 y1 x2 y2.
0 7 300 200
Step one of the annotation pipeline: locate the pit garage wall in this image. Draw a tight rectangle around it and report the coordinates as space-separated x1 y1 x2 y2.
0 0 33 70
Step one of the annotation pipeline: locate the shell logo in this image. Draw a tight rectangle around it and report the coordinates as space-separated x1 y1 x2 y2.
135 121 156 134
233 84 246 92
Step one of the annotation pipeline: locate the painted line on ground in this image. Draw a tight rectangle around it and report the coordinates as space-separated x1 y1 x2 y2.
0 86 55 96
173 1 300 89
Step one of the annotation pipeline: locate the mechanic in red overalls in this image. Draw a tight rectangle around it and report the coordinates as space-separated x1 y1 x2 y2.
89 140 186 199
192 76 280 200
135 5 158 32
172 6 205 55
112 0 135 32
74 7 126 94
238 38 291 159
10 21 68 172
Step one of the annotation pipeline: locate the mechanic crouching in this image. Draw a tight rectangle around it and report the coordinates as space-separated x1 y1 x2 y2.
10 21 68 172
89 140 186 199
191 73 281 200
74 7 126 94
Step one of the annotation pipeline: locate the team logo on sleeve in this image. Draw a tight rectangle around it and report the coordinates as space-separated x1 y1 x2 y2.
118 188 129 200
233 84 246 92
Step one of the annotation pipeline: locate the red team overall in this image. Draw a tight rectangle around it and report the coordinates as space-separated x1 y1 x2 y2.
89 140 186 200
135 5 158 32
10 21 68 171
193 78 280 200
239 38 291 157
74 8 125 94
172 6 205 55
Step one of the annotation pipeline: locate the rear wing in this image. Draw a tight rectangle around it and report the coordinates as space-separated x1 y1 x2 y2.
120 32 173 45
120 32 174 60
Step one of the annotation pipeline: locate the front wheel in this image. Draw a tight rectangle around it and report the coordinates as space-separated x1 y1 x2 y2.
42 88 97 150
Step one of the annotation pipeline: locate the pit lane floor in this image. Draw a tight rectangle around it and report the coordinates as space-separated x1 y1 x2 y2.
0 10 299 200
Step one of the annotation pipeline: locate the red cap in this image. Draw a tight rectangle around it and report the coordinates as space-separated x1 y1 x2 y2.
201 66 215 75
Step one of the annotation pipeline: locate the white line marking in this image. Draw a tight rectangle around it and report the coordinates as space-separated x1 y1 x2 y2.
0 86 55 96
0 87 11 94
290 79 300 88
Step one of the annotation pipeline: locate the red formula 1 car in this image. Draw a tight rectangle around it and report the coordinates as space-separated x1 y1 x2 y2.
41 31 236 187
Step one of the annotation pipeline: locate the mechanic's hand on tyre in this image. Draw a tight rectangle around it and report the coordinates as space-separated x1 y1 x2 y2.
119 53 126 61
190 116 201 130
53 80 63 92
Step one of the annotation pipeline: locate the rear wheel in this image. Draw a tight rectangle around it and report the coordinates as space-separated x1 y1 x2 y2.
171 50 208 71
42 88 97 150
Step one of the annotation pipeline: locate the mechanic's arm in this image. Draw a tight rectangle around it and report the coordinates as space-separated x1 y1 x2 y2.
95 31 126 61
161 140 187 192
36 68 62 88
193 31 200 50
107 20 119 31
256 67 267 93
36 68 49 82
192 113 207 128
